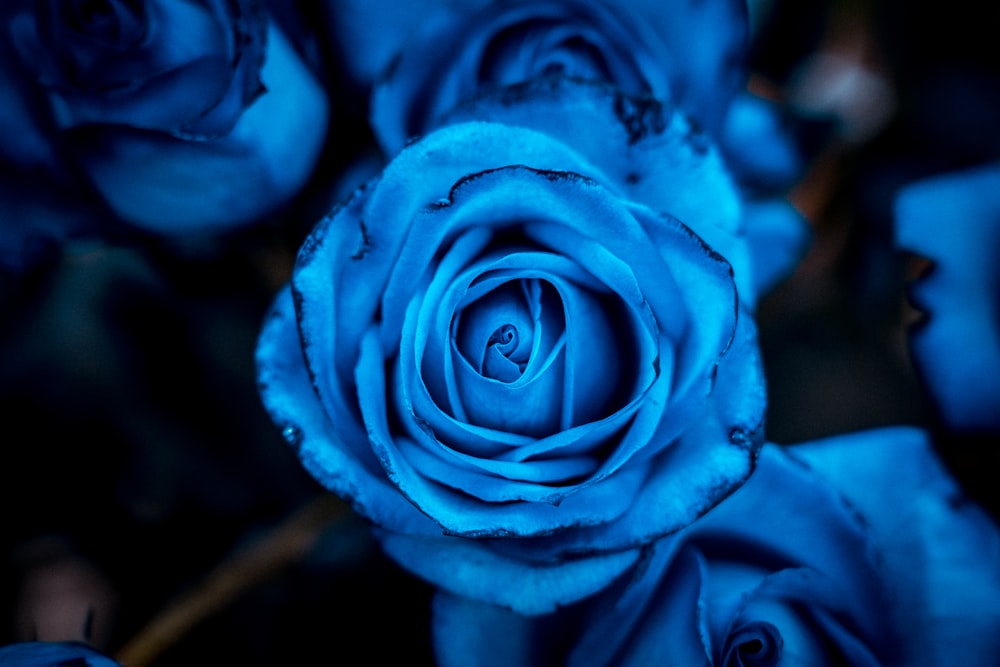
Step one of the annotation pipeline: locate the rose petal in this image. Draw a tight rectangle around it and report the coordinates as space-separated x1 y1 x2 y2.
452 330 566 435
366 0 746 149
69 23 327 231
365 322 645 527
566 547 711 667
893 163 1000 432
18 0 218 88
446 442 894 666
256 286 433 534
394 380 644 503
740 198 812 296
727 570 883 667
370 0 673 153
441 78 754 304
432 593 556 667
792 426 1000 666
381 532 642 615
719 92 805 194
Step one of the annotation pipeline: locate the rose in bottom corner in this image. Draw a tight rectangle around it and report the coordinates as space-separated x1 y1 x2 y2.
0 642 122 667
256 120 767 613
433 427 1000 666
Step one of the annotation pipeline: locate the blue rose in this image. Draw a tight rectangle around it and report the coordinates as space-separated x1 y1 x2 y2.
6 0 328 232
716 91 813 295
0 641 122 667
434 427 1000 666
256 120 766 613
893 163 1000 433
329 0 746 153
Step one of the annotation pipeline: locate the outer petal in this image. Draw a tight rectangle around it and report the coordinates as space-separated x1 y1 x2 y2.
717 91 813 296
429 431 1000 665
0 6 62 170
793 426 1000 666
432 593 555 667
719 91 805 194
607 0 747 134
430 442 896 666
441 78 755 303
740 198 812 296
385 531 642 615
893 163 1000 432
255 286 435 535
320 0 487 85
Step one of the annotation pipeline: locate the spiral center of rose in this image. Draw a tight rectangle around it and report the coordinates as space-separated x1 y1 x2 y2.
456 279 550 384
432 269 633 437
487 324 526 372
723 621 782 667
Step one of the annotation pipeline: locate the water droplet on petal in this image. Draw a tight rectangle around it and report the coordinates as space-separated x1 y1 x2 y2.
282 425 302 448
729 427 750 446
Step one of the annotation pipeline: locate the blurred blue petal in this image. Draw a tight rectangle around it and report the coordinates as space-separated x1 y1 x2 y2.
569 442 898 666
720 91 805 193
321 0 453 85
355 0 745 153
69 23 328 232
0 4 61 170
741 198 812 295
10 0 267 138
893 163 1000 432
794 426 1000 665
5 3 327 234
432 594 554 667
0 168 107 273
717 91 813 296
0 642 122 667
